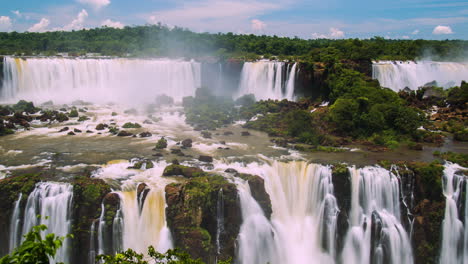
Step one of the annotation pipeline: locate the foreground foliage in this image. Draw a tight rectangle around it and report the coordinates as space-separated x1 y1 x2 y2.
0 224 64 264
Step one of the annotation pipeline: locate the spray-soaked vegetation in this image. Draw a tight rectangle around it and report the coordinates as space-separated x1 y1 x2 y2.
0 24 467 61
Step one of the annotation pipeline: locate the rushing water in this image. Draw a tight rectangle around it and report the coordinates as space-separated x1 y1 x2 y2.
341 166 413 264
372 61 468 91
237 61 297 100
1 57 201 104
8 193 23 253
221 160 338 264
9 182 73 264
439 162 468 264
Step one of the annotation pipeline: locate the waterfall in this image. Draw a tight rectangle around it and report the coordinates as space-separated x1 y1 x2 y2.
89 220 97 264
341 166 413 264
372 61 468 91
439 162 468 264
9 193 23 252
17 182 73 264
216 188 225 257
237 61 297 101
116 185 172 255
231 161 338 264
0 57 201 104
235 177 276 264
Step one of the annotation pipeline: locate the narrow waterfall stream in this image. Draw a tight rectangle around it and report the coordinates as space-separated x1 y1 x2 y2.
439 162 468 264
9 182 73 264
341 166 413 264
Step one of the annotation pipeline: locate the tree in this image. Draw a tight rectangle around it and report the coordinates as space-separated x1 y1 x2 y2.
0 224 65 264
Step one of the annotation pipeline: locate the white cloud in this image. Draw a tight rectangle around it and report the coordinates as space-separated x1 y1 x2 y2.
101 19 124 29
147 0 280 33
0 16 12 32
28 18 50 32
77 0 110 10
312 27 345 39
330 27 345 38
251 19 266 31
11 10 21 18
412 29 419 35
401 35 410 39
61 9 88 31
432 25 453 35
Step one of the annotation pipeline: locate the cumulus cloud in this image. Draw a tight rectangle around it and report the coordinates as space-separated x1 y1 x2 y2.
28 18 50 32
311 27 345 39
412 29 419 35
251 19 266 31
432 25 453 35
77 0 110 10
11 10 21 18
61 9 88 31
0 16 12 32
101 19 124 29
329 27 345 38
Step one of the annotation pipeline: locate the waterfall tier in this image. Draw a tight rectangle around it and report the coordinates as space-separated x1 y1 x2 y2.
1 57 201 104
341 166 413 264
372 61 468 91
237 61 297 101
9 182 73 264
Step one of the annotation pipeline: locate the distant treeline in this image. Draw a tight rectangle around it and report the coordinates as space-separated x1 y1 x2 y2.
0 24 467 61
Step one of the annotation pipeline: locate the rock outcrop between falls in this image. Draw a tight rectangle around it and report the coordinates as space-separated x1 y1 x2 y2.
164 165 272 263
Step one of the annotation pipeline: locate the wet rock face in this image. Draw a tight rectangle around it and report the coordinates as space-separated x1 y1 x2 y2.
71 177 112 264
165 175 242 263
236 173 272 219
0 172 42 256
331 165 351 253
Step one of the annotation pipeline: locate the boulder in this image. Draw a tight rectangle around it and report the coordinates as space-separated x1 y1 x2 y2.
139 132 152 138
95 123 108 130
241 131 251 136
117 130 133 137
201 131 212 139
182 139 193 148
198 155 213 163
163 164 206 178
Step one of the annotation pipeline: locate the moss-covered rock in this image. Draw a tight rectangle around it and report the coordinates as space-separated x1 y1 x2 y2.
163 164 207 178
122 122 142 129
165 175 241 263
0 172 42 255
331 163 351 253
155 137 168 149
70 176 112 264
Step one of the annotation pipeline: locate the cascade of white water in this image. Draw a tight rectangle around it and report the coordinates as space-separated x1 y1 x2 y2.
372 61 468 91
116 185 172 254
215 188 225 256
19 182 74 264
439 162 468 264
97 203 106 255
237 61 297 101
220 160 338 264
9 193 23 252
341 166 413 264
89 220 97 264
235 177 276 264
0 57 201 104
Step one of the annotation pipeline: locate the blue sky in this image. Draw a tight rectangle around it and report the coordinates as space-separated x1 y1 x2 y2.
0 0 467 39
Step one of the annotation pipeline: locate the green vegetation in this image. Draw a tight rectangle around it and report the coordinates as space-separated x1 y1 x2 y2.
183 88 237 130
122 122 142 129
433 151 468 167
155 137 168 149
0 25 467 60
4 223 225 264
0 224 65 264
68 109 79 118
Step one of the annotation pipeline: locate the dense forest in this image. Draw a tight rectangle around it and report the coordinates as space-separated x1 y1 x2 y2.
0 24 467 61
